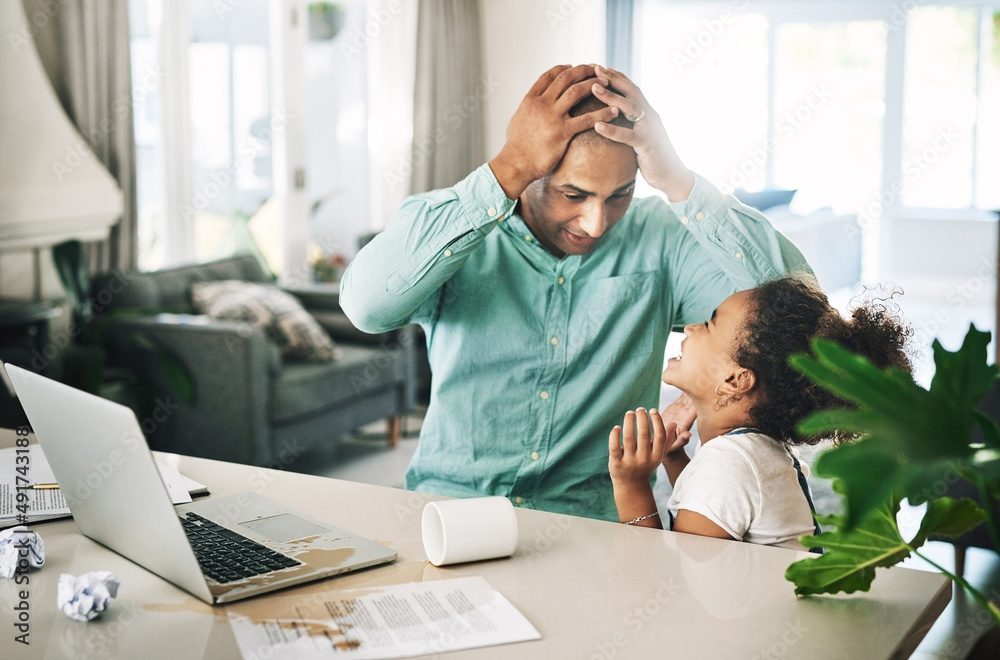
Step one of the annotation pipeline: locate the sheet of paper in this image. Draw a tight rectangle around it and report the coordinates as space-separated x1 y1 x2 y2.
154 461 193 504
0 482 71 518
226 576 541 659
0 445 70 525
0 446 198 527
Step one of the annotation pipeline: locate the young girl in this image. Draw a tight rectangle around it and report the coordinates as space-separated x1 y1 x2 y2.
608 276 911 549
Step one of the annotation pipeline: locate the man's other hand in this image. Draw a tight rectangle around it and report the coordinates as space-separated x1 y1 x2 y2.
592 65 696 202
488 64 620 201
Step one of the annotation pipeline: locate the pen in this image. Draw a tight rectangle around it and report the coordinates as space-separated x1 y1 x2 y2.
27 483 60 490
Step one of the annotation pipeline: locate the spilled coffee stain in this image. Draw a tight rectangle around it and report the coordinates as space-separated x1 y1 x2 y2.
208 545 358 597
229 601 364 651
279 618 346 638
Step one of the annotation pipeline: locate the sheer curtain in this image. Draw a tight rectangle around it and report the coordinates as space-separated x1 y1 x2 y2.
409 0 486 194
26 0 138 273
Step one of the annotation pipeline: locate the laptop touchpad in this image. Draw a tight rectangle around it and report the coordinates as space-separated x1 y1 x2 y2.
239 513 330 542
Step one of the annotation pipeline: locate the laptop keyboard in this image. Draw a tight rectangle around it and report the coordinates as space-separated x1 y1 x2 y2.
180 512 302 584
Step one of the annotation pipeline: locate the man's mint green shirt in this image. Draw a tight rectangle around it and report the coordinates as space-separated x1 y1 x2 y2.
341 164 809 521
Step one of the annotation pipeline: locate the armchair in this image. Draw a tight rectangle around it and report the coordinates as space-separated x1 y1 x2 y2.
90 255 418 468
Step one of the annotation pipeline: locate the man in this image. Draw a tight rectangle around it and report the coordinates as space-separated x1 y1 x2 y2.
341 64 809 521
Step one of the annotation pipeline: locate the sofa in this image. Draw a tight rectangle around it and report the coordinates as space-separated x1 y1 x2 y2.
89 255 418 468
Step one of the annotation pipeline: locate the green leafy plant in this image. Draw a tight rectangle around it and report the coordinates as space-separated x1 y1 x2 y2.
51 239 195 407
785 325 1000 625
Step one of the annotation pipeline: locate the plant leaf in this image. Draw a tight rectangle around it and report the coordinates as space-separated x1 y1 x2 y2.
791 325 999 528
787 494 987 596
786 493 910 596
929 328 997 421
913 497 987 541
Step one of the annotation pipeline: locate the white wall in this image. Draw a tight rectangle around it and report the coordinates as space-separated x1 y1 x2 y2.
480 0 607 160
365 0 606 231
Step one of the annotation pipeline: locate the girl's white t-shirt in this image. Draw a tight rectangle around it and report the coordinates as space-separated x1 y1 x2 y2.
666 430 818 550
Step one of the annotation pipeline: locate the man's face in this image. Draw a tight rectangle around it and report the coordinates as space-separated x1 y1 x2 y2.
519 137 639 257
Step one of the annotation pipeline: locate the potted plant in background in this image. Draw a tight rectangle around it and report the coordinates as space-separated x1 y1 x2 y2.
51 239 194 415
307 2 346 40
785 325 1000 657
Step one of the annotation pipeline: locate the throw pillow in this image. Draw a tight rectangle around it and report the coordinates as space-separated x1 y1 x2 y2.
190 280 339 361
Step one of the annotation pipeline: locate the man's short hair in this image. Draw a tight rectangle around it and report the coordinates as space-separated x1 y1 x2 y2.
568 81 635 138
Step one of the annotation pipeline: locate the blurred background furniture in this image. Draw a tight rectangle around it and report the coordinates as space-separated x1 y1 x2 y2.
0 298 62 428
89 255 418 467
735 189 862 294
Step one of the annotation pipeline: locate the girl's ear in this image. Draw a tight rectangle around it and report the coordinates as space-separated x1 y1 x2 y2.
725 367 757 397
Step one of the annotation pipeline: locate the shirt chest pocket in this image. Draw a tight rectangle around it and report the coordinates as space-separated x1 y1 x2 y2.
568 272 660 365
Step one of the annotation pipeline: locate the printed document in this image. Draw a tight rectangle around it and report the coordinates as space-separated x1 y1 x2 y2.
227 576 541 659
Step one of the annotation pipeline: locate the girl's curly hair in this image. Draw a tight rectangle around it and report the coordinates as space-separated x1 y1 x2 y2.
732 275 913 445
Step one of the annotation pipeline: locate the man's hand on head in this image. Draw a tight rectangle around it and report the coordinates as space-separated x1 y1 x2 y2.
591 65 695 202
488 64 620 201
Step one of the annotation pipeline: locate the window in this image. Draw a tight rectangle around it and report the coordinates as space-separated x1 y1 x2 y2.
771 20 886 214
902 6 978 208
633 5 769 196
128 0 370 274
632 1 1000 215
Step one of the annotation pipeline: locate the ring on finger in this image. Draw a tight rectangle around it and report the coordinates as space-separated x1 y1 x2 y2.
629 108 645 123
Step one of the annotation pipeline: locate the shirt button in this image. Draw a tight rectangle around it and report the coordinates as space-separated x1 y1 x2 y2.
530 451 539 461
540 391 549 400
524 235 533 242
735 251 743 259
550 337 559 346
679 216 689 225
487 207 497 217
557 276 565 285
514 496 524 505
695 211 705 220
444 249 452 257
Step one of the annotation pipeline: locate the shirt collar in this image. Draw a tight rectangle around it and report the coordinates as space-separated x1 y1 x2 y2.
499 211 581 273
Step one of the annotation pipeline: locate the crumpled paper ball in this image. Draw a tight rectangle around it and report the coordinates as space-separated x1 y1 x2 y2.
57 571 120 622
0 526 44 579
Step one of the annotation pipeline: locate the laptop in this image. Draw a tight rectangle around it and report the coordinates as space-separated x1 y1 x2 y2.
3 362 397 604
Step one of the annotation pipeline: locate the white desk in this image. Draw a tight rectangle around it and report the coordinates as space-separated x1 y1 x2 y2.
1 452 950 659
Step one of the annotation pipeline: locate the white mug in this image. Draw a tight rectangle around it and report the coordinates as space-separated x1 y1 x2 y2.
422 496 519 566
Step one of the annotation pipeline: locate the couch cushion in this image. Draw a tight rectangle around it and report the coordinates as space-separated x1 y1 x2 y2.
191 280 339 361
271 344 405 423
92 255 272 313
